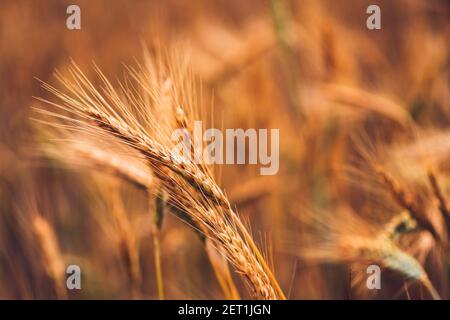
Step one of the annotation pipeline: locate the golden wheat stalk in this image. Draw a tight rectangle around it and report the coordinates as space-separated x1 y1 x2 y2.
86 110 282 298
31 215 67 299
36 60 284 299
205 241 241 299
90 111 279 298
170 86 241 299
40 138 152 192
42 138 240 299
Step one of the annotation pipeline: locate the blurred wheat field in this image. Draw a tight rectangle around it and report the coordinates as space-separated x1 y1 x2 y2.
0 0 449 300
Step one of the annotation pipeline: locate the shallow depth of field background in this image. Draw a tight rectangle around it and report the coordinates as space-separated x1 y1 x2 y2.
0 0 449 299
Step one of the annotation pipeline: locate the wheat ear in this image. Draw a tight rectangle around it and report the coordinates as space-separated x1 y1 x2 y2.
36 64 284 299
91 110 280 299
152 188 166 299
49 140 241 299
